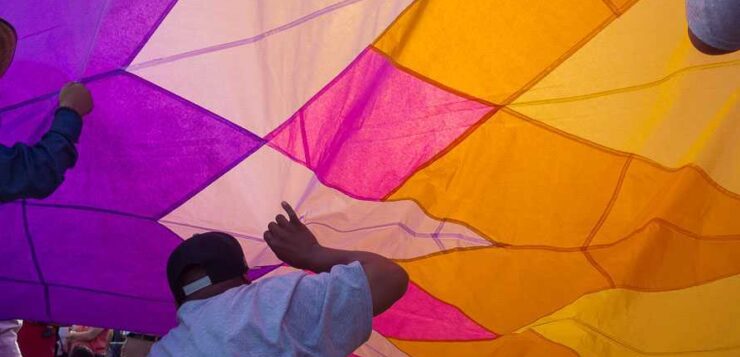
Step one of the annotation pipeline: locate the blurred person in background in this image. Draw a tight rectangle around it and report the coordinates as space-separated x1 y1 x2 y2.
66 326 110 357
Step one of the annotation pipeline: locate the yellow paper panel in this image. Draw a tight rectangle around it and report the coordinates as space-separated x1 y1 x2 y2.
399 227 740 336
511 0 740 193
530 274 740 356
389 110 627 248
593 159 740 246
374 0 613 104
513 65 740 193
590 220 740 290
513 0 740 102
398 247 609 334
604 0 638 14
389 330 577 357
390 108 740 249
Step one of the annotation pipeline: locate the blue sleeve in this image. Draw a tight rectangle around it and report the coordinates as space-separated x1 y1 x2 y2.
0 108 83 202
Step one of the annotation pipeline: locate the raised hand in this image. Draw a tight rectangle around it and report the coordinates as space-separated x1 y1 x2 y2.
264 202 320 269
59 82 93 116
264 202 409 315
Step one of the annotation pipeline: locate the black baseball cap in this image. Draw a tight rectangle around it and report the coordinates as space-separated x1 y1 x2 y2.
166 232 248 305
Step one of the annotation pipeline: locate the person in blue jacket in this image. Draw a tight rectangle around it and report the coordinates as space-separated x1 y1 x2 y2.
0 17 93 357
1 18 93 202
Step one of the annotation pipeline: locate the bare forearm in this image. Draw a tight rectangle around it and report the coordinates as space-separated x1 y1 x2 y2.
264 202 409 315
306 247 409 315
303 246 385 273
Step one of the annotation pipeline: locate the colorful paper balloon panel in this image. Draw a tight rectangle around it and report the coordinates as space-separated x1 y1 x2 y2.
1 0 738 355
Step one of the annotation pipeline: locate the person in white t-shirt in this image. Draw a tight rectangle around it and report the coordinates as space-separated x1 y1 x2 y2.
149 202 409 357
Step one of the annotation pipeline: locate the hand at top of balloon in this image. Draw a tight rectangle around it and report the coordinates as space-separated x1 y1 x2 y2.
59 82 93 117
264 202 321 270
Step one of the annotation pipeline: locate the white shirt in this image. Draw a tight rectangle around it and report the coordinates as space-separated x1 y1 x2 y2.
149 262 372 357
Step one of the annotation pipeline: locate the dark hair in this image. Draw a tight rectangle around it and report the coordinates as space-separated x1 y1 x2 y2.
0 17 18 77
0 18 16 38
70 346 95 357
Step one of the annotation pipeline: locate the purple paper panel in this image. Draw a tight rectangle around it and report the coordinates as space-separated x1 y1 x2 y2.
0 203 46 322
1 0 267 331
0 0 173 109
83 0 177 76
24 204 180 333
0 280 47 322
268 48 494 200
36 73 263 218
51 286 175 336
0 203 37 282
373 282 496 341
0 97 56 146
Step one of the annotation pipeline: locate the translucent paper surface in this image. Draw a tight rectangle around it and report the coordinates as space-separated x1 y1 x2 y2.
1 0 738 355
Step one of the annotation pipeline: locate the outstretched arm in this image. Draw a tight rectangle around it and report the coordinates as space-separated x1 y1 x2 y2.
0 83 92 202
264 202 409 316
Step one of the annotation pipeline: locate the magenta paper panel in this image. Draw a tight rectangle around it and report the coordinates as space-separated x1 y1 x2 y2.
373 282 496 341
37 73 262 218
268 48 494 199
